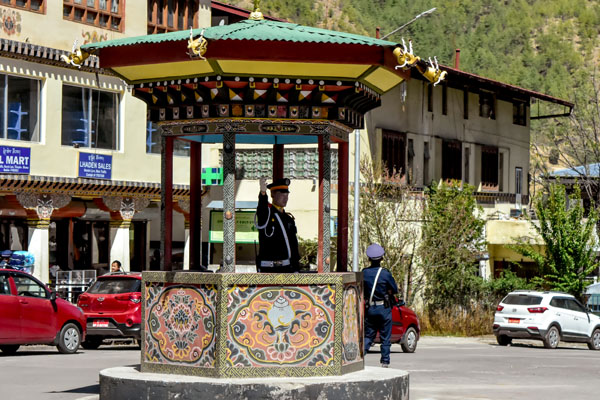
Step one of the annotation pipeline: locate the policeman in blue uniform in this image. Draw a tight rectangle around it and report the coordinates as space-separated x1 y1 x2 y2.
254 177 300 273
363 243 399 367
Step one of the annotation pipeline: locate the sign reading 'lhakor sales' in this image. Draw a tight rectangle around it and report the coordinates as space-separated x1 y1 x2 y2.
0 146 31 174
78 152 112 180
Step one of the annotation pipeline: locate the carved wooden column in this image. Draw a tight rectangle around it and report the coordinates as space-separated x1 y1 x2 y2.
161 135 174 271
273 144 284 181
189 142 203 270
222 131 236 272
318 134 331 273
16 192 71 283
101 196 150 271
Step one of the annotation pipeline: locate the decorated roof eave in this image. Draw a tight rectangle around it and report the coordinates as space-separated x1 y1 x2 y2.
84 39 411 94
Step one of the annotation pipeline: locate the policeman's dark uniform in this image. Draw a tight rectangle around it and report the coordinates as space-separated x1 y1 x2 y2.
363 243 398 367
255 178 299 273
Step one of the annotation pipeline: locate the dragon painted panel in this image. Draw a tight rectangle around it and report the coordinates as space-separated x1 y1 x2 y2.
144 283 217 367
227 285 335 367
342 284 362 365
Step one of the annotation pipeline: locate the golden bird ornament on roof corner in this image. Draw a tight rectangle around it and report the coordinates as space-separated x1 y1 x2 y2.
60 40 90 68
187 28 207 59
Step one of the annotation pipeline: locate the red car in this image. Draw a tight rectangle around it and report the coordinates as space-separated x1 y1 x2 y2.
76 272 142 349
0 268 86 354
374 299 421 353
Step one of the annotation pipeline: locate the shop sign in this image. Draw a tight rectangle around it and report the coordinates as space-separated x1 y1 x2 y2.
78 152 112 180
0 145 30 174
209 210 258 244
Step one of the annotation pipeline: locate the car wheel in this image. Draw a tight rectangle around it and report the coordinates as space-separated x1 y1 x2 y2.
400 327 418 353
496 335 512 346
543 326 560 349
81 337 103 350
587 328 600 350
56 323 81 354
0 345 20 355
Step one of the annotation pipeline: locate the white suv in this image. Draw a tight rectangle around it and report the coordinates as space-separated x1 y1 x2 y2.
493 290 600 350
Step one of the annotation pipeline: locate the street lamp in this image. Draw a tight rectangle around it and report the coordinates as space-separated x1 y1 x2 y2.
381 8 436 40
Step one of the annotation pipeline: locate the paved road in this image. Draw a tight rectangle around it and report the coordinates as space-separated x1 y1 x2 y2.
2 337 600 399
369 335 600 400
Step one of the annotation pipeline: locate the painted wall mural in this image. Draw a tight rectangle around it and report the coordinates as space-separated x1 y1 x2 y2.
1 8 21 36
144 283 217 367
342 284 362 365
81 30 108 45
226 285 335 367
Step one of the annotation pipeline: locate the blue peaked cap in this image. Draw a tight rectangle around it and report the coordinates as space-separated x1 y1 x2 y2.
366 243 385 260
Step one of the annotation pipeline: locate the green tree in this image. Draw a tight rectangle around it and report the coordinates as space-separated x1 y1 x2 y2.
351 159 422 304
419 181 486 311
511 183 599 298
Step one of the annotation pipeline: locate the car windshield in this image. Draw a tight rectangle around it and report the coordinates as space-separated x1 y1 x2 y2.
87 278 141 294
502 294 542 305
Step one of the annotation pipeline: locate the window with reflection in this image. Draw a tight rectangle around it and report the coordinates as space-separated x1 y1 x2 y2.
62 85 119 150
146 120 190 156
0 74 41 142
148 0 199 34
1 0 44 12
63 0 123 31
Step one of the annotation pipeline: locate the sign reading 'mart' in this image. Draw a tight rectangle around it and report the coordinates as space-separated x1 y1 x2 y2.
0 146 30 174
78 152 112 180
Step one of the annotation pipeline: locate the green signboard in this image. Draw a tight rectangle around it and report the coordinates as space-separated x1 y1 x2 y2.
209 210 259 244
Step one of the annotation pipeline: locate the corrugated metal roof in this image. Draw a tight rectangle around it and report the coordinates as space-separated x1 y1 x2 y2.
82 19 396 51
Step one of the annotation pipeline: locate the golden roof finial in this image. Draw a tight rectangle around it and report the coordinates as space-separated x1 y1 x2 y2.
249 0 264 20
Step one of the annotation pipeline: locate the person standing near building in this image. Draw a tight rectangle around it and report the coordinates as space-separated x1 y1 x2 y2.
254 177 300 273
363 243 399 368
110 260 122 273
0 250 12 268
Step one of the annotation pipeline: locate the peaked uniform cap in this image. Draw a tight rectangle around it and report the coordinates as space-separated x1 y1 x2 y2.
366 243 385 260
1 250 12 258
267 178 291 193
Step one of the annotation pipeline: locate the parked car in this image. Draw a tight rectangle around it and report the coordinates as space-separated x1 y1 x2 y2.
373 299 421 353
76 272 142 349
0 268 86 354
493 290 600 350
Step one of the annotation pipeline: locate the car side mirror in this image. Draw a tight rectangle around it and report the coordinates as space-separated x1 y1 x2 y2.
397 299 406 307
49 291 56 302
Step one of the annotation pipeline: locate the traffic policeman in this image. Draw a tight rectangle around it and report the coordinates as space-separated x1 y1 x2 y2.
254 177 300 273
363 243 399 367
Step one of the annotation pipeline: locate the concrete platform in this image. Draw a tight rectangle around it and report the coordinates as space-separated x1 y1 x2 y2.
99 366 409 400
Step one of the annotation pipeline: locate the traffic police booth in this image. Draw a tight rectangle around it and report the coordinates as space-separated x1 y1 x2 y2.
75 2 444 397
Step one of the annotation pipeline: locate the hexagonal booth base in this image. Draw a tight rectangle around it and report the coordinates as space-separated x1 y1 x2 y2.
99 366 409 400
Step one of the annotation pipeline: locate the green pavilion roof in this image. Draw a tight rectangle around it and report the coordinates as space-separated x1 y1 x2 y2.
82 19 396 51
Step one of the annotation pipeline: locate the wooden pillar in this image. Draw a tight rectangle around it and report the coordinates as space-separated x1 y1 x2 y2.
161 134 174 271
189 142 202 270
337 141 349 272
222 132 236 272
273 144 284 180
318 134 331 273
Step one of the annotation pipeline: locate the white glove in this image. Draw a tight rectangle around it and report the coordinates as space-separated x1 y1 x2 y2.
259 177 268 194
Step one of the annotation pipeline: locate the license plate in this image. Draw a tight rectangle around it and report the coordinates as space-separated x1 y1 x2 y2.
92 320 109 328
508 318 520 324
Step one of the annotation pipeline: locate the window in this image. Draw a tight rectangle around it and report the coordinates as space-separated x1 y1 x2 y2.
463 88 469 119
442 84 447 115
62 85 119 150
503 294 542 306
0 74 41 142
63 0 123 32
146 120 190 156
423 141 429 186
464 147 470 184
515 167 523 195
479 91 495 119
1 0 44 12
148 0 199 34
513 101 527 126
427 84 433 112
382 129 406 178
13 274 47 298
441 140 461 181
481 146 499 189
